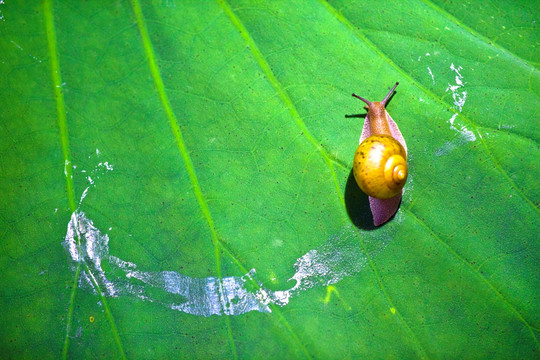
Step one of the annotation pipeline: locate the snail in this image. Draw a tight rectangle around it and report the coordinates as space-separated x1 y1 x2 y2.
351 82 408 226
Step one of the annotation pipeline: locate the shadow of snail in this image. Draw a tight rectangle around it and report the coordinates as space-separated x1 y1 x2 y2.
345 168 381 231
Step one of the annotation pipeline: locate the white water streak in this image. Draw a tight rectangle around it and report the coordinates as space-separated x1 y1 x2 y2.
427 66 435 84
446 63 467 112
63 212 383 317
436 63 476 156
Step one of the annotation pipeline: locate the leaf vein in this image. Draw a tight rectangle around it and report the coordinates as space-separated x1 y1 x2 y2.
322 0 540 213
44 1 126 358
220 1 428 358
129 0 238 358
420 0 540 72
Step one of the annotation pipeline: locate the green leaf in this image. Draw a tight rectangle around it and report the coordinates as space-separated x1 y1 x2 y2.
1 0 538 358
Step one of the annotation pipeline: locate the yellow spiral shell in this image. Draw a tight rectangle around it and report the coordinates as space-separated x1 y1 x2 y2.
353 134 408 199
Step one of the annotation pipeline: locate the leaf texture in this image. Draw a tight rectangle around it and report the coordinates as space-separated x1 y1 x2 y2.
0 0 538 358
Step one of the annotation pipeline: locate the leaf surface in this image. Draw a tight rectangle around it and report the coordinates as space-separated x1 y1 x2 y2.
1 0 538 358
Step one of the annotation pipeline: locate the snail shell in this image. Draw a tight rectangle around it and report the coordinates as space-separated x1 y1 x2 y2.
353 134 407 199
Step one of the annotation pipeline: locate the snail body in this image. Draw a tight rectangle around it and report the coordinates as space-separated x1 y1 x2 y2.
352 82 408 200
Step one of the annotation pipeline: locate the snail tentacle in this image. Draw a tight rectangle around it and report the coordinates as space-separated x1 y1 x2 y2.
381 82 399 106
